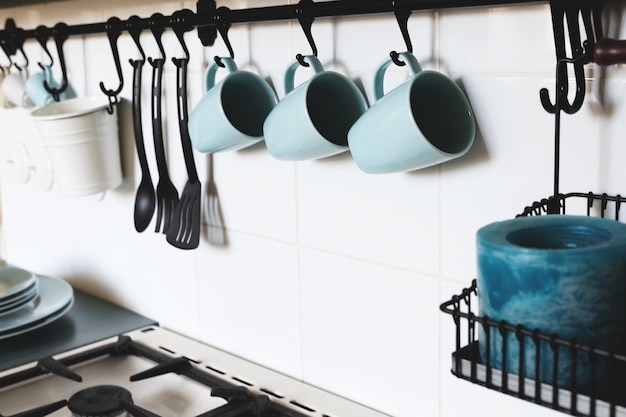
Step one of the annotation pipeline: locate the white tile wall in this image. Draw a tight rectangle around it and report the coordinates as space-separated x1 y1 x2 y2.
0 1 624 417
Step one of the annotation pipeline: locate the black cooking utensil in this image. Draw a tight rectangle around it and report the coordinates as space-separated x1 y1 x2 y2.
166 57 201 249
130 58 156 233
150 57 179 234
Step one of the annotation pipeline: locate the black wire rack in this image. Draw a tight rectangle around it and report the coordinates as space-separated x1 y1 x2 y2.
440 192 626 417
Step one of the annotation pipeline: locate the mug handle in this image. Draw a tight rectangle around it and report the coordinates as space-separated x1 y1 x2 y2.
41 64 63 104
373 52 422 102
205 57 239 92
43 65 54 85
284 55 324 94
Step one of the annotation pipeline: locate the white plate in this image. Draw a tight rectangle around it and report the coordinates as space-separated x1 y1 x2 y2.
0 266 36 300
0 283 38 316
0 275 73 336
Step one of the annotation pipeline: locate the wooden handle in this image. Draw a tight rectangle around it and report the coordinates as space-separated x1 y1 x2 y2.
593 38 626 66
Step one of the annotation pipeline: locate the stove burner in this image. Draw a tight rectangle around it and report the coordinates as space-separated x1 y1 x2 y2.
68 385 132 417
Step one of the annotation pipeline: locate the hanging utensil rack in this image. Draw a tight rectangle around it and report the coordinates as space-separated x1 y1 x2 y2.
441 1 626 415
0 0 554 111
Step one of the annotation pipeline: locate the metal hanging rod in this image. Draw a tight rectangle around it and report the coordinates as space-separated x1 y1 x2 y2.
0 0 547 46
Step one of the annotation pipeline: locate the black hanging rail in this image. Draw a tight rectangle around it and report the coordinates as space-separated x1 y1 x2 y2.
1 0 548 45
0 0 621 122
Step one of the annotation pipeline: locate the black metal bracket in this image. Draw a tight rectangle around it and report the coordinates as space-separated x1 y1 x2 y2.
214 6 235 67
43 22 69 102
100 16 124 114
390 0 413 66
295 0 318 67
540 0 606 116
196 0 217 47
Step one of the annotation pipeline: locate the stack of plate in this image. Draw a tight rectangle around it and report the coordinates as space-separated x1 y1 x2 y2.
0 265 74 339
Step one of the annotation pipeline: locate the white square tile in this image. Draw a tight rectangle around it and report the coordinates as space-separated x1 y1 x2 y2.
440 5 554 76
196 232 301 378
300 249 439 417
334 12 437 102
440 76 558 281
35 1 101 27
297 155 440 274
207 148 298 243
248 22 293 76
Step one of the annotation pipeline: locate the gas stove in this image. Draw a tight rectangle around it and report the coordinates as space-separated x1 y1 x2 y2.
0 326 391 417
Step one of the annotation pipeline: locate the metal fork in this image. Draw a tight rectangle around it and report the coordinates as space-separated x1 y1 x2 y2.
205 154 227 247
150 57 179 234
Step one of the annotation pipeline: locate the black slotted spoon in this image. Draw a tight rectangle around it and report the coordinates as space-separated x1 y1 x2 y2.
150 57 179 235
166 57 201 250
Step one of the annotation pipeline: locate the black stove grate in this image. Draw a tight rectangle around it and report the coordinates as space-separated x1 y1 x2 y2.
0 330 305 417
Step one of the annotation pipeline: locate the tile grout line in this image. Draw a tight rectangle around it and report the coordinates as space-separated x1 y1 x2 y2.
435 9 445 417
293 161 307 382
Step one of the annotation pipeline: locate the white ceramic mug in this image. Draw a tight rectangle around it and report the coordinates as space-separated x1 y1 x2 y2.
263 55 368 161
347 52 475 174
189 57 278 153
2 72 29 108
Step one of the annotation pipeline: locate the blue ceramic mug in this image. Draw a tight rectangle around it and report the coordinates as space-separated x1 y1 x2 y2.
347 52 475 174
189 57 278 153
263 55 367 161
25 65 74 108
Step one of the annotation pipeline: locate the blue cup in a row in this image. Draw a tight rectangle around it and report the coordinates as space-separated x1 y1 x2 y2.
189 52 475 174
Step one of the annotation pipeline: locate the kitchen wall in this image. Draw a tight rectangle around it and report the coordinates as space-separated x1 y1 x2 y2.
1 1 626 416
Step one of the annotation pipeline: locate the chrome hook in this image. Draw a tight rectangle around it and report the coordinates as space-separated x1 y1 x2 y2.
100 17 124 115
214 7 235 68
390 0 413 67
295 0 317 67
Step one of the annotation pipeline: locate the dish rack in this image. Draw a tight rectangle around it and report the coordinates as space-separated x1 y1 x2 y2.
440 192 626 417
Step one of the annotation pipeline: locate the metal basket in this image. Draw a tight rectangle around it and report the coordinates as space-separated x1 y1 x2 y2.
440 192 626 417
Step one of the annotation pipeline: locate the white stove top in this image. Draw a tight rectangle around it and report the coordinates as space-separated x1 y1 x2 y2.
0 326 391 417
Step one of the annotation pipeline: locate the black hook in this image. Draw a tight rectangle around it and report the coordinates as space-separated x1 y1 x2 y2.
14 41 29 73
214 7 234 68
35 25 54 70
0 19 16 70
44 22 69 101
100 17 124 115
390 0 413 67
3 19 28 72
295 0 317 67
0 41 14 71
171 9 195 62
540 1 595 115
127 16 146 62
148 13 167 66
